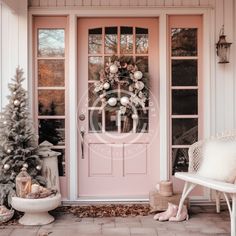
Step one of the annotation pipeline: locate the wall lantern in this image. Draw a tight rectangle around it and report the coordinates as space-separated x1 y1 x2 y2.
216 25 232 63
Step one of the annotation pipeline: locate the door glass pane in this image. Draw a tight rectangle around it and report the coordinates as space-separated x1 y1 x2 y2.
172 118 198 145
136 110 149 133
88 28 102 54
120 27 133 54
89 110 102 132
171 28 197 56
38 119 65 145
172 90 198 115
136 28 148 54
88 56 103 81
172 148 189 175
172 60 197 86
38 90 65 115
105 27 117 54
136 56 148 72
105 108 118 132
38 59 64 87
88 83 102 107
121 115 133 133
52 149 66 176
38 29 65 57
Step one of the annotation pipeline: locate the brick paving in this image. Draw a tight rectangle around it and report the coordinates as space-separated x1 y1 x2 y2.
0 205 231 236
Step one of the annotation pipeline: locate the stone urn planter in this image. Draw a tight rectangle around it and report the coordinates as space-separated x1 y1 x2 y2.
11 194 61 225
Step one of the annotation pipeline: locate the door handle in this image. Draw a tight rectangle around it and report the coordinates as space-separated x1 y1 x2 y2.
80 128 85 159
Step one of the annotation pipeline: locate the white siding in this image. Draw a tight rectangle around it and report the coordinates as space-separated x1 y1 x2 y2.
0 0 28 112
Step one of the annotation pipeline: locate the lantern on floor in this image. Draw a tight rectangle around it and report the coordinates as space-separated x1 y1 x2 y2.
216 25 232 63
16 167 31 198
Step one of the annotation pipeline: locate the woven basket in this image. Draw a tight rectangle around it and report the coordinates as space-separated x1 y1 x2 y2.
149 190 189 212
0 209 14 223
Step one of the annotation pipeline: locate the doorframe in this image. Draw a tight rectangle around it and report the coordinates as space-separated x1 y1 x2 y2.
28 7 214 202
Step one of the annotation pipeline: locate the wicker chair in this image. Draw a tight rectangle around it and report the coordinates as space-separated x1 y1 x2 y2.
175 132 236 236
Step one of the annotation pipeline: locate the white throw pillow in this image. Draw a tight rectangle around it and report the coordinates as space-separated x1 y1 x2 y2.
197 140 236 181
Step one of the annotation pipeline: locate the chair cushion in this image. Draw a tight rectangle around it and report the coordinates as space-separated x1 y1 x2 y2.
197 140 236 182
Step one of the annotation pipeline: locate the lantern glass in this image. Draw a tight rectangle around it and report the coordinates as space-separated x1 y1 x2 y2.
216 35 232 63
16 167 32 198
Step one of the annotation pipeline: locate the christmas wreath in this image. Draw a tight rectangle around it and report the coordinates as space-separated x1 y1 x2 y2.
94 56 149 119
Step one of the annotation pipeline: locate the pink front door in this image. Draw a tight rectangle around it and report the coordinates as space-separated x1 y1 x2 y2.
77 18 159 198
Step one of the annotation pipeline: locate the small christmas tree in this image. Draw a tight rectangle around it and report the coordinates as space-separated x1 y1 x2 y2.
0 68 45 206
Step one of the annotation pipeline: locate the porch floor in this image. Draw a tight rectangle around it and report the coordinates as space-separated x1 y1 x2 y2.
0 205 231 236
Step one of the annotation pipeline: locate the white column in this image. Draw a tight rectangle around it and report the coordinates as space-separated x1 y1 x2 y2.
159 13 169 181
68 14 78 200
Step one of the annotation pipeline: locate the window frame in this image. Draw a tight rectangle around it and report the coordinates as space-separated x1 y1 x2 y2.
33 16 69 197
168 15 203 176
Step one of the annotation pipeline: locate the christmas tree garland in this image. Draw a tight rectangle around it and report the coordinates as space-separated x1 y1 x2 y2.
94 56 149 118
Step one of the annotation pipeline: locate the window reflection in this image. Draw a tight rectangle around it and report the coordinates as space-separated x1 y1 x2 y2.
105 108 118 132
172 90 198 115
38 29 65 57
38 59 64 87
136 110 148 133
172 148 189 175
172 118 198 145
136 28 148 54
136 56 148 72
172 60 197 86
39 119 65 145
121 115 133 133
88 56 103 80
38 90 65 115
120 27 133 54
171 28 197 56
105 27 117 54
89 28 102 54
89 110 102 132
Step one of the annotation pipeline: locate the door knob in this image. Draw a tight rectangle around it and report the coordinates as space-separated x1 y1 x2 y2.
79 114 86 121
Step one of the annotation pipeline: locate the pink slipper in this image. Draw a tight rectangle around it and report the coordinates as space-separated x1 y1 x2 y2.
153 212 164 220
158 203 178 221
169 205 189 222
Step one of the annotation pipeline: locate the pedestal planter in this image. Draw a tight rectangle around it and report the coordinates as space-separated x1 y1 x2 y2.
11 194 61 225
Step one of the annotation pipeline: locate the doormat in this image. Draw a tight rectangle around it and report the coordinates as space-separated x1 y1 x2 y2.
59 204 151 218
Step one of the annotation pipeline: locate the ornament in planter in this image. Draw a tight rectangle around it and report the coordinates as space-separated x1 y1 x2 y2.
16 167 31 198
0 205 14 223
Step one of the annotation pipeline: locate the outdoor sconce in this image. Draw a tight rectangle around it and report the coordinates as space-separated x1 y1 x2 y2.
216 25 232 63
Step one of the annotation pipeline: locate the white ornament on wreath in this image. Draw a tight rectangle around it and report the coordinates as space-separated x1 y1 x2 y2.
36 165 42 171
3 164 10 170
103 82 110 90
3 121 7 125
108 97 117 107
109 64 119 74
6 149 11 154
120 96 129 106
135 81 145 90
23 163 28 169
134 71 143 80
